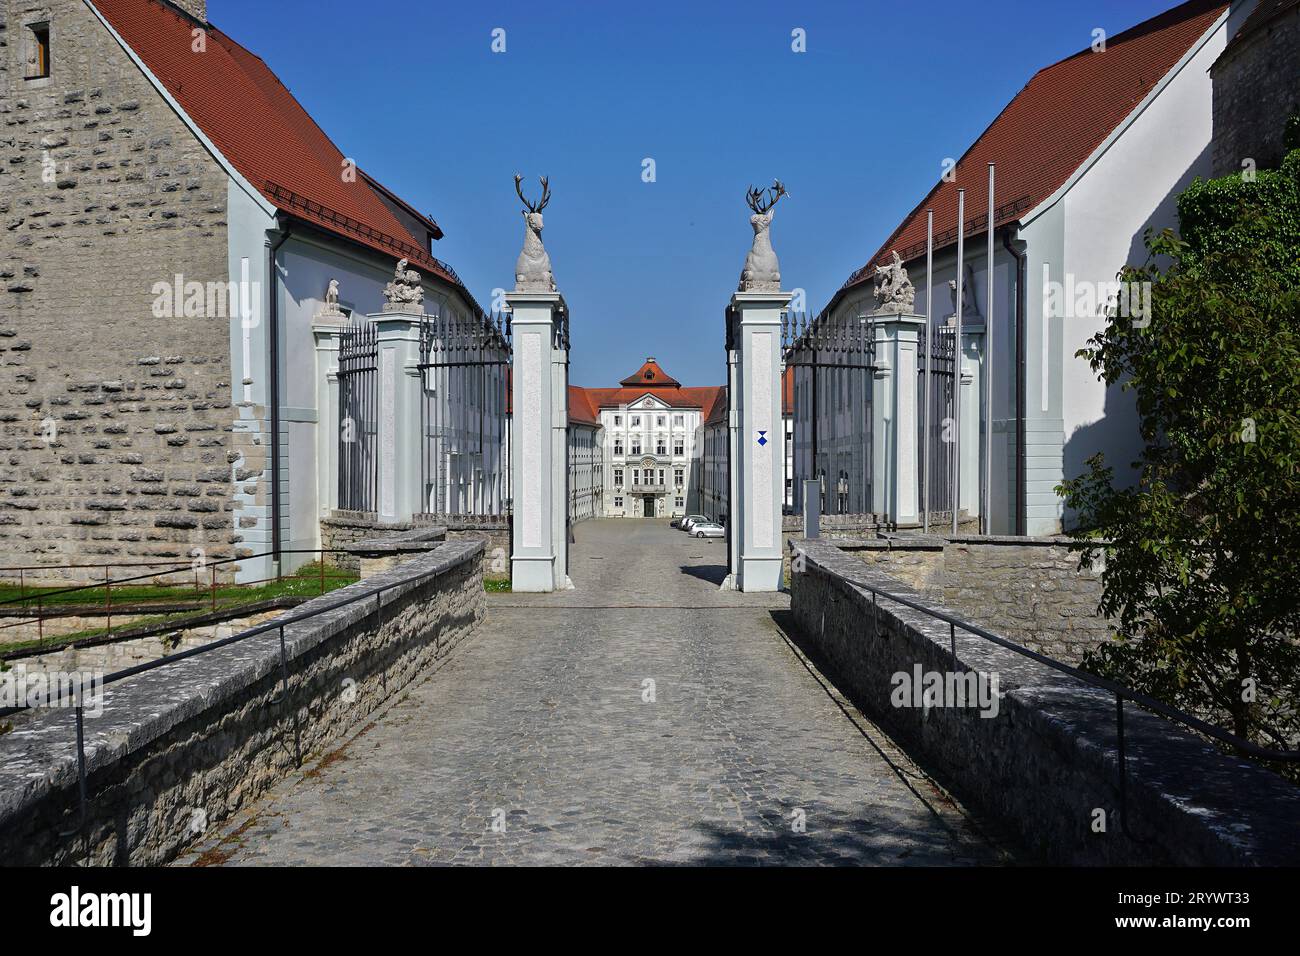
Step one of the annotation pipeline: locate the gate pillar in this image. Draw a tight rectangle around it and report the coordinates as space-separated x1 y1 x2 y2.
870 313 926 526
726 290 790 592
372 309 425 523
507 291 570 592
958 323 985 527
312 306 347 517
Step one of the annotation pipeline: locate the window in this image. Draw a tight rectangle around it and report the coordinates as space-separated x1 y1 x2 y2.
673 440 684 456
656 441 666 456
658 468 666 484
26 23 51 80
656 416 665 427
675 497 685 509
614 468 623 486
614 496 623 508
674 468 684 486
630 415 640 427
673 415 684 427
631 441 641 456
613 415 622 426
632 469 640 484
614 439 624 456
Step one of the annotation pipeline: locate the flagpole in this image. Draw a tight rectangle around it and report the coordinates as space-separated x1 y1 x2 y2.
923 208 933 534
953 188 964 537
984 163 995 535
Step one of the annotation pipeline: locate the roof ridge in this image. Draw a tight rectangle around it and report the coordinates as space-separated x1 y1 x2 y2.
834 0 1227 303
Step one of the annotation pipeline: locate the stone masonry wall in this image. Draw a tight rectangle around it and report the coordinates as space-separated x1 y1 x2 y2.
0 538 486 866
1211 6 1300 176
322 510 509 576
843 535 1111 665
788 538 1300 865
0 0 239 582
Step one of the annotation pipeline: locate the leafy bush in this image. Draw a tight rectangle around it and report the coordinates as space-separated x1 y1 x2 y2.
1059 148 1300 763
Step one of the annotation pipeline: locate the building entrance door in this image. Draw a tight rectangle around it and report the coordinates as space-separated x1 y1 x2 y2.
643 496 655 518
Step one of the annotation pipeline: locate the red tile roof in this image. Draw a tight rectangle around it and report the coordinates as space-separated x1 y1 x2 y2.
578 386 726 414
568 385 599 426
620 358 681 388
565 360 726 424
839 0 1227 295
91 0 462 289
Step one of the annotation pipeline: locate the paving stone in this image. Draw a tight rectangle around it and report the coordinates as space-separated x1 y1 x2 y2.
181 520 1011 866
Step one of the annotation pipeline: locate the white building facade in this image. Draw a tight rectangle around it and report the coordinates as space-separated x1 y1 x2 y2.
824 0 1230 535
571 359 724 520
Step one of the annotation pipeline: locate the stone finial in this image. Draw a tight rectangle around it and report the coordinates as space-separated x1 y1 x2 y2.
382 258 424 313
945 263 984 326
739 180 788 293
513 175 556 293
317 278 344 319
872 251 916 314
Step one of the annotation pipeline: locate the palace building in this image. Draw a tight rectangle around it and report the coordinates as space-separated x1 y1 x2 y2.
569 359 724 520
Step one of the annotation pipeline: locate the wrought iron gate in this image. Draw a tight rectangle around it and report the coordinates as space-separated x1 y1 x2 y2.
417 309 512 518
919 322 957 531
782 310 877 516
337 321 379 512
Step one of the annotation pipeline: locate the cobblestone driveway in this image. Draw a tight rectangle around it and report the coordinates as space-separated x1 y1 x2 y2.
182 520 1010 866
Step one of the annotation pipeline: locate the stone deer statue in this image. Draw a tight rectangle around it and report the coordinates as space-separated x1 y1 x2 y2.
739 180 789 293
514 174 556 292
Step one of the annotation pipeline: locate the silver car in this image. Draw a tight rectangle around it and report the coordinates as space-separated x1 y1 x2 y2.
692 522 725 538
680 514 708 532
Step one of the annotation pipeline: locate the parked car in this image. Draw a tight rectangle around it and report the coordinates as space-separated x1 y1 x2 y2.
693 522 725 538
679 515 708 532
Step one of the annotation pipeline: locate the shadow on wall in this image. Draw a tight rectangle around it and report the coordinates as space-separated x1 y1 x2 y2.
1061 142 1211 529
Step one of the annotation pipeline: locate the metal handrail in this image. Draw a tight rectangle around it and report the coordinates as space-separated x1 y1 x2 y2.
799 550 1300 763
1 539 468 837
0 549 342 609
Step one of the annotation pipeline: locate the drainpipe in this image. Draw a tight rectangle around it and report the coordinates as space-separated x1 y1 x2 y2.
268 218 292 568
1002 227 1027 537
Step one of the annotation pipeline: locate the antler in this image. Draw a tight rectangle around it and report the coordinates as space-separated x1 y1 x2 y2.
513 173 529 211
514 174 551 213
745 180 790 215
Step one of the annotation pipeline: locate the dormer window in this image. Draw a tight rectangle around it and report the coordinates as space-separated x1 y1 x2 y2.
26 23 51 80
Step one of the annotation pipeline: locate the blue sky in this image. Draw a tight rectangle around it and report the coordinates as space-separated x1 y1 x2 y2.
212 0 1182 387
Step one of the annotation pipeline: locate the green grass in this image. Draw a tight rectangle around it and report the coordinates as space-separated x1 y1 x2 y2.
484 577 512 593
0 561 356 609
0 562 359 657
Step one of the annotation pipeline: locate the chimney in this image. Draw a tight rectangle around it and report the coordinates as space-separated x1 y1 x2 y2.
168 0 208 22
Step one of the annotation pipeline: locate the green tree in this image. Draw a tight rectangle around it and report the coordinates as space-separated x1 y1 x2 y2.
1059 147 1300 759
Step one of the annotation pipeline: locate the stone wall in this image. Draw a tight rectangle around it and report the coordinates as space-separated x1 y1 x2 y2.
319 511 400 570
839 534 1111 664
1211 5 1300 176
424 514 509 577
7 607 281 674
788 538 1300 865
0 0 241 582
0 538 486 866
322 510 509 576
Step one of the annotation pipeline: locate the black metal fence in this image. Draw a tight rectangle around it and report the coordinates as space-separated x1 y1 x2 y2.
417 309 513 518
337 321 379 512
919 322 957 530
782 310 876 515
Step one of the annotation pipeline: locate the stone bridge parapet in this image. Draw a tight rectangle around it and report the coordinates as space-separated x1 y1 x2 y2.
788 536 1300 865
